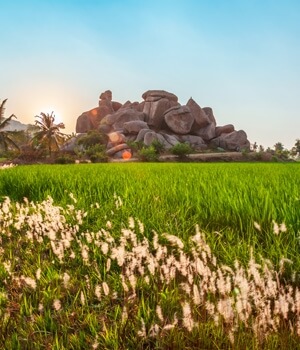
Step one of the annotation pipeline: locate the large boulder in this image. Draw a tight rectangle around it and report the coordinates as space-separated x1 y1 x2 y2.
193 123 216 141
143 98 170 129
187 98 210 129
142 90 179 129
215 124 235 137
106 143 129 156
76 90 120 133
120 101 144 112
143 131 160 146
76 112 94 133
112 101 122 112
202 107 216 125
143 131 173 149
160 133 180 146
76 104 114 133
164 106 194 134
142 90 178 103
100 108 146 131
123 120 149 134
211 130 250 151
136 128 152 142
99 90 112 101
179 135 206 150
99 90 122 112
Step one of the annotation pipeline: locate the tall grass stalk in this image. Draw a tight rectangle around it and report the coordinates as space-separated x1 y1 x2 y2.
0 163 299 348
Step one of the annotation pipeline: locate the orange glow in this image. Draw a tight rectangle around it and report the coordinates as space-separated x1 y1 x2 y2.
122 150 132 160
91 109 98 116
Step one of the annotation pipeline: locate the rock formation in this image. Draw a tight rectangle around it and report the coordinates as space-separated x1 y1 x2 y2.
75 89 251 158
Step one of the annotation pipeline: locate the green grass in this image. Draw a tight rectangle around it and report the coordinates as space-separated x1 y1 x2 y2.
1 163 299 270
0 162 300 349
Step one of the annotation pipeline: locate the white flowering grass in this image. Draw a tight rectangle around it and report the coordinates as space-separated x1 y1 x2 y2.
0 163 17 170
0 162 300 349
0 195 300 349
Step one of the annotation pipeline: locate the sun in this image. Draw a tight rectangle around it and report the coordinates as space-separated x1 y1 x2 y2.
39 107 63 124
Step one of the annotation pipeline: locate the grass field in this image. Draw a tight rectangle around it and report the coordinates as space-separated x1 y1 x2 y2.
0 163 300 349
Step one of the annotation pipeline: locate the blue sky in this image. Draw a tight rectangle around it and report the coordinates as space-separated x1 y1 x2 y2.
1 0 300 148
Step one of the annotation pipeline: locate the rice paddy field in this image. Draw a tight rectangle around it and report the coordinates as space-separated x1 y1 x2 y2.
0 162 300 349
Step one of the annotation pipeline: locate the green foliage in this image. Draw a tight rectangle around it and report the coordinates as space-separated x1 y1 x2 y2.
151 139 165 154
274 142 284 153
76 131 108 162
77 130 107 149
31 112 66 156
82 144 108 163
293 139 300 157
170 142 193 158
0 99 20 153
54 155 75 164
125 140 144 152
138 145 159 162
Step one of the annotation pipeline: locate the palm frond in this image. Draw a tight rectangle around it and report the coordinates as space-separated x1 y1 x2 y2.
33 111 66 155
0 114 17 129
0 99 8 121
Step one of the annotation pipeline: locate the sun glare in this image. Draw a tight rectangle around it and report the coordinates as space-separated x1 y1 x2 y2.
122 150 132 160
39 107 63 124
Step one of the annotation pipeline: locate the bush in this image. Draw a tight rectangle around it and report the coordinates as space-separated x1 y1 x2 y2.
77 130 108 149
54 156 75 164
138 145 159 162
85 144 108 163
126 140 144 155
170 143 193 158
151 139 165 154
76 142 108 163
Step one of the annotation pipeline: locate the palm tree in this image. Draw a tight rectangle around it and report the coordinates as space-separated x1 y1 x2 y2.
0 99 19 152
31 112 66 156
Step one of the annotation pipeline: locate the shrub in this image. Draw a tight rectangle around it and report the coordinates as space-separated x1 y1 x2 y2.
54 156 75 164
151 139 165 154
77 130 108 149
138 145 159 162
170 143 193 158
85 144 108 163
126 140 144 156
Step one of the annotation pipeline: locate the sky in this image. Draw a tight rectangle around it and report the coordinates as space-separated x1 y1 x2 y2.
1 0 300 149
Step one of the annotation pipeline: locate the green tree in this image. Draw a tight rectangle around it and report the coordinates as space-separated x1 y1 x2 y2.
290 139 300 158
0 99 19 152
31 112 66 156
274 142 284 154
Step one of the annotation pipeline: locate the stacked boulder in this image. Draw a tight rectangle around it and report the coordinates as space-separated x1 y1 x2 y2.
75 90 250 157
